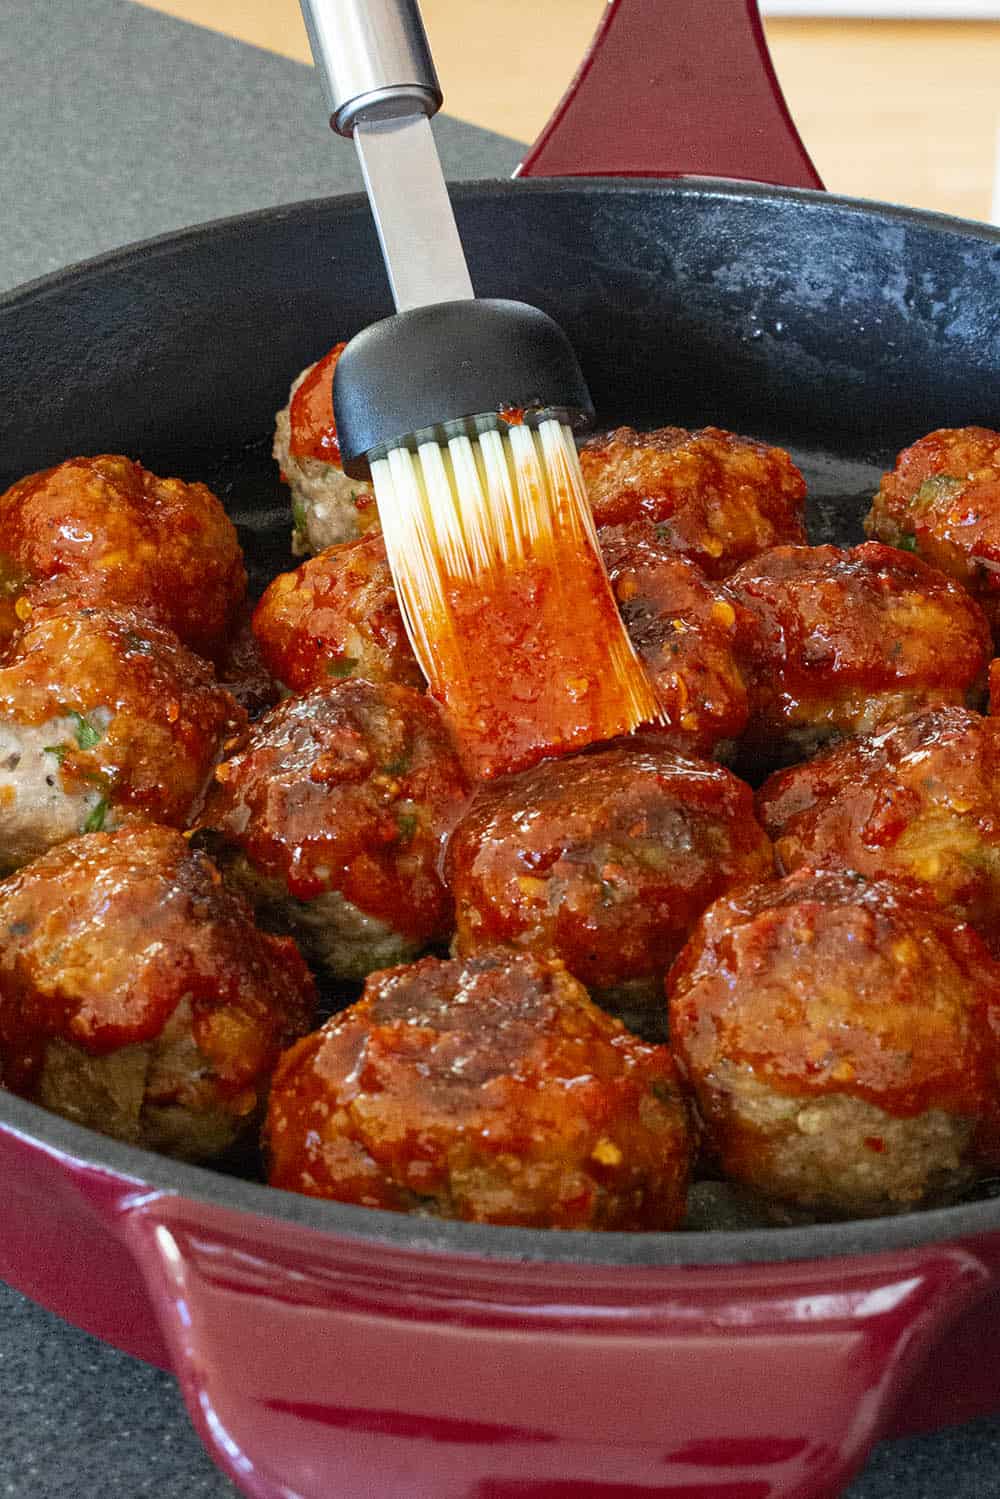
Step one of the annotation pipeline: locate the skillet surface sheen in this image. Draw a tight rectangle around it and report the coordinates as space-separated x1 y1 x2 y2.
1 176 999 1266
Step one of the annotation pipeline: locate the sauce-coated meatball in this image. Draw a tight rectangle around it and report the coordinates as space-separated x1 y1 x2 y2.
757 706 1000 948
252 533 423 695
865 427 1000 636
669 870 1000 1218
600 521 752 758
0 822 316 1160
0 603 245 871
198 680 470 980
581 426 806 579
447 745 774 1022
725 542 991 765
0 455 246 660
273 344 378 555
265 950 693 1229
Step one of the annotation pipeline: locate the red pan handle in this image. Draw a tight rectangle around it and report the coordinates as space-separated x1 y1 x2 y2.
518 0 823 189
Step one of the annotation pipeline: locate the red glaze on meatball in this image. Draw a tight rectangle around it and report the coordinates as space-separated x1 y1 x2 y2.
725 541 991 765
0 455 247 661
265 950 694 1229
198 681 471 979
757 706 1000 948
0 821 316 1160
865 427 1000 636
669 869 1000 1217
581 426 807 579
252 533 423 695
447 745 774 1016
600 521 752 758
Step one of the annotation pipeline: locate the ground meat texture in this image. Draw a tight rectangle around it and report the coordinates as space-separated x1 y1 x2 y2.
264 950 693 1229
599 521 752 758
725 541 991 766
865 427 1000 637
447 745 774 1021
0 455 247 662
273 345 378 556
668 869 1000 1218
197 681 470 980
0 822 316 1160
252 534 423 695
580 426 807 579
757 706 1000 950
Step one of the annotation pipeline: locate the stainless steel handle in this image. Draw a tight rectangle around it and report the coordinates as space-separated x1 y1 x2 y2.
300 0 442 137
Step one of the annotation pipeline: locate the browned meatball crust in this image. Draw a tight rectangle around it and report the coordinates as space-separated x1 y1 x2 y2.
581 426 807 579
668 869 1000 1218
198 680 471 979
447 745 774 1018
865 426 1000 636
265 950 693 1229
0 454 247 660
725 541 991 764
0 822 316 1160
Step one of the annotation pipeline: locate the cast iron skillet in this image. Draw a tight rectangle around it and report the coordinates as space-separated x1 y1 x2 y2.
2 3 1000 1496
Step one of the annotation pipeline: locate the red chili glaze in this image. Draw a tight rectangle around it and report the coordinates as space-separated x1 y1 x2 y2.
0 455 247 663
0 822 315 1142
756 706 1000 948
288 343 344 464
581 425 807 579
668 869 1000 1215
600 520 753 756
865 426 1000 636
991 658 1000 715
447 744 774 1004
725 541 991 764
198 680 470 939
264 949 694 1229
252 533 423 695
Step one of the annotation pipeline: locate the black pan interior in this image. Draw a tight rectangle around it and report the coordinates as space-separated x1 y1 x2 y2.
1 177 1000 1264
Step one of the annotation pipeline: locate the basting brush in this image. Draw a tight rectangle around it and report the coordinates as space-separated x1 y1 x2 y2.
300 0 661 777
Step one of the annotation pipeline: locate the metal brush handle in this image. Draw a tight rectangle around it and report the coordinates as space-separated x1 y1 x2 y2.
300 0 442 136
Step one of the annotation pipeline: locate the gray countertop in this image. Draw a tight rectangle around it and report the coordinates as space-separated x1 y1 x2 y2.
1 1 999 1494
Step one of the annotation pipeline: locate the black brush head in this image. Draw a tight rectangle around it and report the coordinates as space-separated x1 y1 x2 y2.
333 298 594 478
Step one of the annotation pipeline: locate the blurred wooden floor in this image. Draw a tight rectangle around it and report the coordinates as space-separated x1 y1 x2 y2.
132 0 1000 223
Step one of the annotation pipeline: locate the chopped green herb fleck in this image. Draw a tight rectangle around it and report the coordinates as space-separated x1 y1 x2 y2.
82 797 108 834
896 534 919 553
383 753 412 776
291 498 308 534
68 710 102 751
43 743 69 764
327 656 359 679
397 811 418 843
912 475 963 512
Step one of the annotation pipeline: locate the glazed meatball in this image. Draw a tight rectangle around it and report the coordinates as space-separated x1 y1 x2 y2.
580 426 807 579
725 542 991 765
0 822 316 1160
865 427 1000 636
0 454 247 660
252 533 423 695
447 745 774 1025
0 603 245 871
273 343 378 556
600 521 752 758
197 680 470 980
669 869 1000 1218
265 950 694 1229
757 706 1000 948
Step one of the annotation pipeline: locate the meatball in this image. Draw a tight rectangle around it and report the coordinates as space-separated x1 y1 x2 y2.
273 343 378 556
197 680 470 980
580 425 807 579
668 869 1000 1218
0 454 246 661
447 745 774 1025
757 706 1000 948
865 426 1000 636
0 603 245 871
725 542 991 765
252 533 423 695
0 822 316 1160
265 950 693 1229
600 521 752 758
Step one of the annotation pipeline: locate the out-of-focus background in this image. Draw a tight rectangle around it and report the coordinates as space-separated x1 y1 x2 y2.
134 0 1000 223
